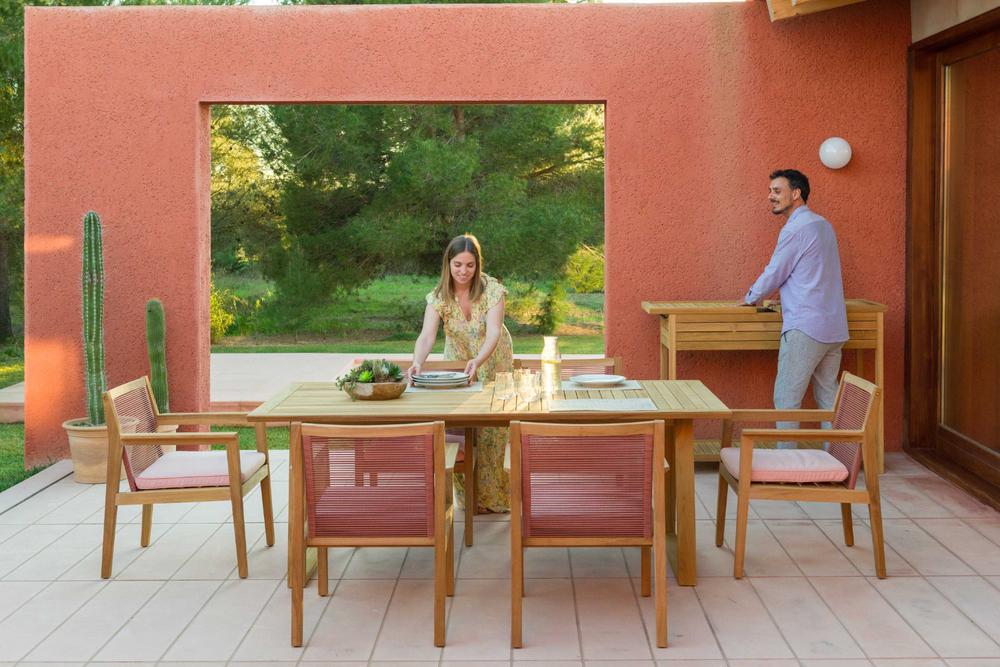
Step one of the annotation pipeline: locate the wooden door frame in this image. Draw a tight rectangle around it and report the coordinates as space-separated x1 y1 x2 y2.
906 6 1000 510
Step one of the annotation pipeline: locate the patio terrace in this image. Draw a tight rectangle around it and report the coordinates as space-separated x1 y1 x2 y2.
1 451 998 666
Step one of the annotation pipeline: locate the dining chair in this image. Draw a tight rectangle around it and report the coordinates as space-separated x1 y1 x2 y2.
509 420 668 648
101 377 274 579
518 356 623 378
289 421 456 647
716 371 885 578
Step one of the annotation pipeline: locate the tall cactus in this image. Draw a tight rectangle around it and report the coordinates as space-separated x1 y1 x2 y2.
82 211 106 426
145 299 169 413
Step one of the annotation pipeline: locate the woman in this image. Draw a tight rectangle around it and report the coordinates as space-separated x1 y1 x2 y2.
408 235 514 513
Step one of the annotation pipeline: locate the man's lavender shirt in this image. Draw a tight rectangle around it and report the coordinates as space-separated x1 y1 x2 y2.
744 205 849 344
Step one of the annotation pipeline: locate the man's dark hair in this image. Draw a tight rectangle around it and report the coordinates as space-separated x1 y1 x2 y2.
769 169 810 203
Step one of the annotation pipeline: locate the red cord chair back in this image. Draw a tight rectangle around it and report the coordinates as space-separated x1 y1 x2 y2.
829 376 877 490
108 383 162 492
520 358 619 380
520 431 653 538
301 432 435 539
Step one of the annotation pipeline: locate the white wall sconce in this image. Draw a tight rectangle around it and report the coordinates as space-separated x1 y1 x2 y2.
819 137 852 169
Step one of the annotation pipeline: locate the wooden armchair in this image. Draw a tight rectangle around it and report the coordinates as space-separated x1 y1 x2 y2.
289 421 456 647
101 377 274 579
510 420 668 648
716 372 885 578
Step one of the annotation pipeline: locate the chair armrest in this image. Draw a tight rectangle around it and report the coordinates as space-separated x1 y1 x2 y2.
445 440 460 470
730 410 835 423
741 429 864 443
120 432 238 446
156 412 249 426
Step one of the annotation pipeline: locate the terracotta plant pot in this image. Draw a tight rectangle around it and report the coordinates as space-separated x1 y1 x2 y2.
63 419 179 484
347 381 407 401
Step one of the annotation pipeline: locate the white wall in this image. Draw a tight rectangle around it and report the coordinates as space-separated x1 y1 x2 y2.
912 0 1000 41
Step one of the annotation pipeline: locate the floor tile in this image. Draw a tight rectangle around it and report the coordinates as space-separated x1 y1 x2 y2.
371 579 447 661
0 581 105 662
94 580 221 662
965 517 1000 548
0 523 23 545
918 519 1000 575
871 661 946 666
341 546 407 579
174 522 264 580
880 519 976 575
574 578 651 660
0 580 47 623
927 576 1000 645
799 661 874 667
652 661 727 667
24 579 161 662
513 578 581 659
59 522 169 581
400 537 463 580
721 520 802 576
441 578 512 661
163 579 279 662
690 577 794 660
878 477 955 519
0 480 88 525
814 519 916 577
882 452 934 477
752 577 864 659
570 547 629 578
809 577 935 659
0 524 73 578
906 477 999 519
869 576 1000 658
766 520 859 576
233 579 329 662
34 483 112 525
116 522 219 580
457 521 511 579
636 578 723 661
4 523 107 581
302 578 395 661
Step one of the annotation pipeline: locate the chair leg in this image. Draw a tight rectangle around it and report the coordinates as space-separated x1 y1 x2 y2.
318 547 329 596
733 481 751 579
261 474 276 547
840 503 854 546
869 500 887 579
464 464 475 547
140 504 153 547
715 473 728 547
447 517 455 596
101 500 118 580
640 546 651 597
511 544 523 648
434 531 447 646
230 487 249 579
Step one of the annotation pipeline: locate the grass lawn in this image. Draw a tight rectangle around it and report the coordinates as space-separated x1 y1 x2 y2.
211 425 291 451
212 334 604 355
0 424 52 494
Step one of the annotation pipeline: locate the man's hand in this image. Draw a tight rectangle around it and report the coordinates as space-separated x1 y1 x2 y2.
735 296 760 307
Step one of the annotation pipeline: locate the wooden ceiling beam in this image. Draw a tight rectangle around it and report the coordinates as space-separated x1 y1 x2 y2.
767 0 867 22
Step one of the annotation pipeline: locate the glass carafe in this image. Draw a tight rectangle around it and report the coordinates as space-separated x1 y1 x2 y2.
540 335 562 398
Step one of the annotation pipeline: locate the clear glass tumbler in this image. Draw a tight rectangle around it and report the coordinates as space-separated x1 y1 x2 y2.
495 372 515 400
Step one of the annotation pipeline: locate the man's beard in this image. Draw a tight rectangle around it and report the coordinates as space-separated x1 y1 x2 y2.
771 202 789 215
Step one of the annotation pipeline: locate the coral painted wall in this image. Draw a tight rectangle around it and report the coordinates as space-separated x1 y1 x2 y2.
24 1 910 465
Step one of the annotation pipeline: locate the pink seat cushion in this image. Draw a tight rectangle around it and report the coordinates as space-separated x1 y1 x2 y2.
135 451 266 490
445 431 465 463
720 448 848 484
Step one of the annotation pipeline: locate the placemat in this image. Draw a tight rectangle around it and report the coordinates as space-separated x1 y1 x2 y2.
562 379 643 391
406 381 484 393
547 397 658 412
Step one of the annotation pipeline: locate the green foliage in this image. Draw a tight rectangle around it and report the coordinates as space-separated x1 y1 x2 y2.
335 359 405 398
210 280 235 343
82 211 106 426
533 281 567 335
0 424 50 494
0 340 22 388
145 299 169 412
565 244 604 294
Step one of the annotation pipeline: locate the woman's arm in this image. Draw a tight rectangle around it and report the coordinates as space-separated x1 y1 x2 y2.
408 304 441 383
464 296 505 384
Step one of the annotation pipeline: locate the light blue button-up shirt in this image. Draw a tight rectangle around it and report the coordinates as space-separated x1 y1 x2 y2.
745 205 849 344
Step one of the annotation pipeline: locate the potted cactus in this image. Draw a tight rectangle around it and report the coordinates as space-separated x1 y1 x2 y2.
145 299 178 447
62 211 114 483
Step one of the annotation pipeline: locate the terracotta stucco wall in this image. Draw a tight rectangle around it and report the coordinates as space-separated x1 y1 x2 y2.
24 1 910 465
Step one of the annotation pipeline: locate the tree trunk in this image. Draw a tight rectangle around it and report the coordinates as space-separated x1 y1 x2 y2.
453 106 465 142
0 230 13 341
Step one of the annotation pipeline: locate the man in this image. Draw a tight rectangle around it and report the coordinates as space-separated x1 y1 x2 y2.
739 169 848 448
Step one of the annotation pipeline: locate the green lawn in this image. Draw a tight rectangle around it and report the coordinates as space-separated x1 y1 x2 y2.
212 334 604 355
211 425 291 451
0 424 52 494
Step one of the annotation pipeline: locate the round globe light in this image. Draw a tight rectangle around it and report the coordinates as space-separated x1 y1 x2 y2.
819 137 852 169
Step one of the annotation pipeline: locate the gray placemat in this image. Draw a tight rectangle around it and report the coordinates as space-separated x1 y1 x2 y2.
547 397 658 412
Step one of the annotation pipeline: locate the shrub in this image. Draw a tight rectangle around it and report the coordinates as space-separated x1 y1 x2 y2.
534 282 567 335
210 281 235 343
565 244 604 293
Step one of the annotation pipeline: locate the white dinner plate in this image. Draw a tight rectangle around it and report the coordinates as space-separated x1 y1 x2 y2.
416 372 466 380
569 374 627 388
415 376 470 384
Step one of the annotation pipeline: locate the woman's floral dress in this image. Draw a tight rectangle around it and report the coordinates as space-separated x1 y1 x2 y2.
426 274 513 513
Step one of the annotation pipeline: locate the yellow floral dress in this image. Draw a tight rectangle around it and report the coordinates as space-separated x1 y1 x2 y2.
427 274 513 513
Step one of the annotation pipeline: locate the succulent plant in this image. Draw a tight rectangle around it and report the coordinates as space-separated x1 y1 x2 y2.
335 359 405 399
82 211 106 426
145 299 169 413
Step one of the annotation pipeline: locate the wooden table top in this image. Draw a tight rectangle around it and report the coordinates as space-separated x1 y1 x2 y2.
641 299 886 316
247 380 730 424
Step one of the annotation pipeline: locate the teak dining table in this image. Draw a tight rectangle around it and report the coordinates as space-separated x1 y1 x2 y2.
247 380 730 586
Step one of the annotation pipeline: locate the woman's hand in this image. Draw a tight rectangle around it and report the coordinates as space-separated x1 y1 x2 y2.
407 363 422 385
464 359 480 385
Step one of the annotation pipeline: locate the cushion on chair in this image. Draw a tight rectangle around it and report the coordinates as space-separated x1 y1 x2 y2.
134 451 266 490
445 431 465 463
720 448 848 484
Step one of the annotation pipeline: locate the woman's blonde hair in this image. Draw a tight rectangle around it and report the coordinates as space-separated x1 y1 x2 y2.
434 235 486 304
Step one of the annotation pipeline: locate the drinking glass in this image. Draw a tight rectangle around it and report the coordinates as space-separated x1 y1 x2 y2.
495 372 515 400
517 371 538 402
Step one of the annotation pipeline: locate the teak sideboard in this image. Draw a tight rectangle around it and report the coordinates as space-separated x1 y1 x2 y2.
641 300 886 472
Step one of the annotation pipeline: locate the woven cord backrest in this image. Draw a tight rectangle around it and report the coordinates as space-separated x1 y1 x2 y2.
111 385 161 492
301 433 434 539
830 381 874 489
521 432 652 538
559 361 616 380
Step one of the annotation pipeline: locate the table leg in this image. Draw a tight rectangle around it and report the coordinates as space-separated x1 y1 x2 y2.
876 312 885 474
666 419 696 586
667 314 678 381
663 423 675 535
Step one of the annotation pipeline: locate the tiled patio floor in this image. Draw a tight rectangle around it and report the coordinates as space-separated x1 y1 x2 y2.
1 452 999 667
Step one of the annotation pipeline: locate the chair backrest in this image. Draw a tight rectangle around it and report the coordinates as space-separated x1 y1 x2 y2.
829 372 881 490
104 377 162 492
514 420 659 539
298 422 443 539
519 357 622 379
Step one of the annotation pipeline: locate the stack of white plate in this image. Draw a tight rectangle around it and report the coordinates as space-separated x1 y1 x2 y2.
413 371 471 389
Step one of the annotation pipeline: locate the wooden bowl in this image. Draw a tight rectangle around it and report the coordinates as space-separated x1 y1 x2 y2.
347 381 407 401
